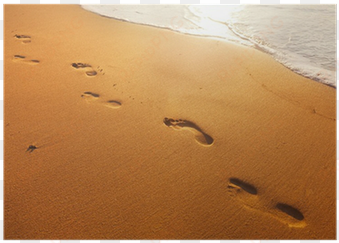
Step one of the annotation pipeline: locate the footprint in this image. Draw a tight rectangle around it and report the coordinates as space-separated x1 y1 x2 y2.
227 178 306 228
14 34 31 43
81 92 121 109
72 63 97 77
13 55 40 65
105 100 122 109
81 92 100 103
163 117 214 146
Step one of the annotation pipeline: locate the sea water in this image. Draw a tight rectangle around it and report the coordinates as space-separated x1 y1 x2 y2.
82 4 336 87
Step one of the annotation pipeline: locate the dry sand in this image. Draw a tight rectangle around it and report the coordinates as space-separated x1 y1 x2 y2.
4 4 336 239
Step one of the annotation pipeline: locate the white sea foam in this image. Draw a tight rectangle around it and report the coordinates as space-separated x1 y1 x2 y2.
82 4 336 87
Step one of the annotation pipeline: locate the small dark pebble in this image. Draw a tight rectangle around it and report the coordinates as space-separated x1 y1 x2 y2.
26 145 37 153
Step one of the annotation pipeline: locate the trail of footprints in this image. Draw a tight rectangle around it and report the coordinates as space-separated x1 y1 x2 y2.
13 34 40 64
227 178 306 228
15 33 307 230
13 33 215 151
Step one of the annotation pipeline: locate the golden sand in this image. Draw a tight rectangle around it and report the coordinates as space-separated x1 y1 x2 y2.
4 5 336 239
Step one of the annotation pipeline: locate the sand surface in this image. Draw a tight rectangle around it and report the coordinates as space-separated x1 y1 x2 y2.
4 5 336 239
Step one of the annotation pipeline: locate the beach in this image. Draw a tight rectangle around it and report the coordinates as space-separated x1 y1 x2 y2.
4 4 336 239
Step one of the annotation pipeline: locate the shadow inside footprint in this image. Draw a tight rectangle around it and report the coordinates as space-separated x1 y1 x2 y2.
163 117 214 146
276 203 304 221
14 55 25 59
86 71 97 76
229 178 258 195
105 100 122 109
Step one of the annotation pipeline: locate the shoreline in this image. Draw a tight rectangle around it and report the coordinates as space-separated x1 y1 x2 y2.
80 5 336 88
4 4 336 239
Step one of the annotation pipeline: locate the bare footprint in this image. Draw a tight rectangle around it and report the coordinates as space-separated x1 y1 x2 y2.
81 92 100 103
14 34 31 43
227 178 306 228
72 63 97 77
81 92 121 109
163 117 214 146
13 55 40 65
